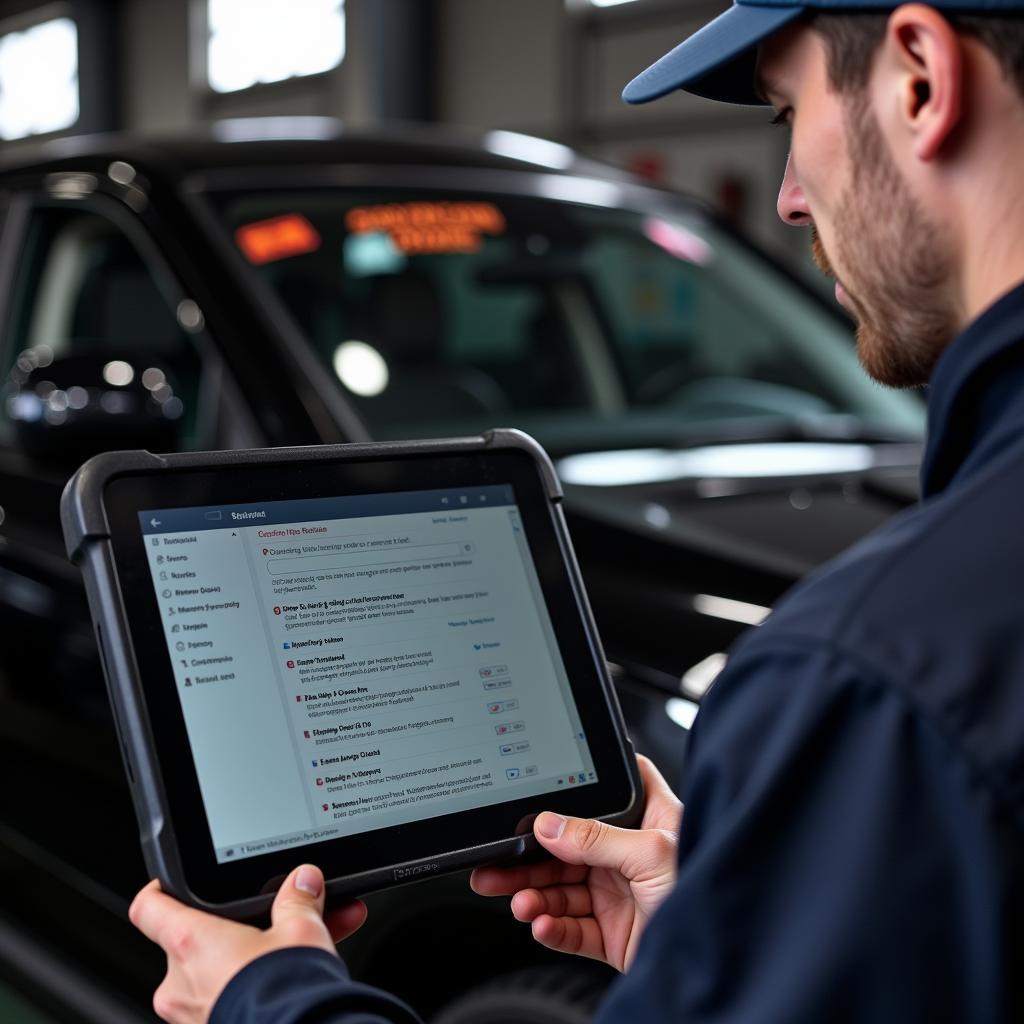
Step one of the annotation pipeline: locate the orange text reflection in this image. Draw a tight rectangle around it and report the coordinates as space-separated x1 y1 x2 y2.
345 202 506 255
236 214 322 265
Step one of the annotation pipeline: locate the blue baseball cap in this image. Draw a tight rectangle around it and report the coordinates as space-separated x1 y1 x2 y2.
622 0 1024 106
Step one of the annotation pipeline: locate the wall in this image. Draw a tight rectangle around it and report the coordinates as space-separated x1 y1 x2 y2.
437 0 566 138
435 0 810 271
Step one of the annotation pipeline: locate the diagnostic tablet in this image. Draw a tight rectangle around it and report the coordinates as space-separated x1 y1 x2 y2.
61 430 641 918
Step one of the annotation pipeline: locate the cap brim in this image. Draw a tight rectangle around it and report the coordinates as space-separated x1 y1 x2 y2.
623 3 805 106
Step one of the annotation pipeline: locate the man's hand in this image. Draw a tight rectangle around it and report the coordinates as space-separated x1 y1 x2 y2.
129 864 367 1024
470 755 681 973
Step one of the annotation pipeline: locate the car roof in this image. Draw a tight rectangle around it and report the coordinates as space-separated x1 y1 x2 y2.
0 118 645 186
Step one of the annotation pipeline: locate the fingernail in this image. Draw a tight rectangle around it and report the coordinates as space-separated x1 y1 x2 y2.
536 812 566 839
295 865 323 896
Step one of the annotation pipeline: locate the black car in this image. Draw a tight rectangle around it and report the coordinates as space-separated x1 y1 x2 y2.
0 120 924 1023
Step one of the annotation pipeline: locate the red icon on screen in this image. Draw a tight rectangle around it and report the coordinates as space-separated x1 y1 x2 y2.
287 660 295 669
303 730 310 739
295 694 302 702
316 778 324 787
262 548 269 555
322 804 329 812
273 606 281 615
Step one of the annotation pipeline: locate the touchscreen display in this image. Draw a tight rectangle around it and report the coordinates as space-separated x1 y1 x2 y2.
139 485 597 864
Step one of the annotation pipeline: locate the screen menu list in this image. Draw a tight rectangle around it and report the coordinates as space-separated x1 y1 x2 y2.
140 486 597 863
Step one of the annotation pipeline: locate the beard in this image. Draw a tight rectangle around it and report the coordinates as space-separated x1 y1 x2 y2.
811 97 959 388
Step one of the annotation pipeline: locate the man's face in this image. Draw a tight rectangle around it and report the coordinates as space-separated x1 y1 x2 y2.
759 25 957 388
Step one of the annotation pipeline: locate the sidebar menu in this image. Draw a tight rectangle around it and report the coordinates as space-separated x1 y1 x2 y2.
145 527 315 858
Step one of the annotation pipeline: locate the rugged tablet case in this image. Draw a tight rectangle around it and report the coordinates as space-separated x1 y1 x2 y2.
61 429 642 920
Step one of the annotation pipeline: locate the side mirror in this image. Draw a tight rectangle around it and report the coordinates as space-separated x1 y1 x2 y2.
5 349 185 465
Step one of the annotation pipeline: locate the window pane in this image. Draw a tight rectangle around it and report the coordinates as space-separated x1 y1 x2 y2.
0 16 78 140
207 0 345 93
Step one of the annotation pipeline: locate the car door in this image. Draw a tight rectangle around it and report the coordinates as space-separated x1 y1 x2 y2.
0 182 264 1020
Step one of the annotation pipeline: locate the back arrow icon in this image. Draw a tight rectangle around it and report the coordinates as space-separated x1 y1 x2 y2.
150 518 161 527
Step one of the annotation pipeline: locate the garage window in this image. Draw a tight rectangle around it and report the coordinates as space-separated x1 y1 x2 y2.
206 0 345 93
0 7 78 141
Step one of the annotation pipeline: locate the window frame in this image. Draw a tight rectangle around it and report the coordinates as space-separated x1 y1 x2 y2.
0 185 234 454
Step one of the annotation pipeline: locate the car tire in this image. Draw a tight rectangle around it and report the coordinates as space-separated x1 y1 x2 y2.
430 965 611 1024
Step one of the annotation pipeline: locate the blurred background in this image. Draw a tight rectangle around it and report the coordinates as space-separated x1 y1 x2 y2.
0 0 804 271
0 3 927 1023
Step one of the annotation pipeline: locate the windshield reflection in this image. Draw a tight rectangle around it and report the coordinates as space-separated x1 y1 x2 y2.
212 187 926 455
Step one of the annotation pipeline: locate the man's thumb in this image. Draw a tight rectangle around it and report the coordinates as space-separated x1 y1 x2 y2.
534 812 640 873
271 864 327 930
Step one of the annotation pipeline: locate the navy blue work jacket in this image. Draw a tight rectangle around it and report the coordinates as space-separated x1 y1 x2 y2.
211 281 1024 1024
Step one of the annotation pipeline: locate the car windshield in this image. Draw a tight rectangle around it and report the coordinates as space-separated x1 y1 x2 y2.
208 185 925 454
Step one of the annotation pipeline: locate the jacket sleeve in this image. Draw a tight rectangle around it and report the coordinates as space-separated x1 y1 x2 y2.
210 947 423 1024
597 635 1018 1024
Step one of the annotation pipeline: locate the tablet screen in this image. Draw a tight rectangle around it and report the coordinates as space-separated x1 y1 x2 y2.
138 485 598 865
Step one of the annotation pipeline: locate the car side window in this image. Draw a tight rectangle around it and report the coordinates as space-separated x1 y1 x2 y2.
1 201 208 451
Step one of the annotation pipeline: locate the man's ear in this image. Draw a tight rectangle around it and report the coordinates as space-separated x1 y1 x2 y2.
883 3 963 161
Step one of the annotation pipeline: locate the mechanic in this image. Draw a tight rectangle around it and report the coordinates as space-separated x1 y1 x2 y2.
128 0 1024 1020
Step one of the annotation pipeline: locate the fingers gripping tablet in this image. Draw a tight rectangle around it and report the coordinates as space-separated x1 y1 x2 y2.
61 431 641 919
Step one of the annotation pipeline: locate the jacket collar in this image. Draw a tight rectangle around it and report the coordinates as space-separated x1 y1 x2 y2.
921 280 1024 498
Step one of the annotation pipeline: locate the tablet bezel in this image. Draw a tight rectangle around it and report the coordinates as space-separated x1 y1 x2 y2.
101 445 637 906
